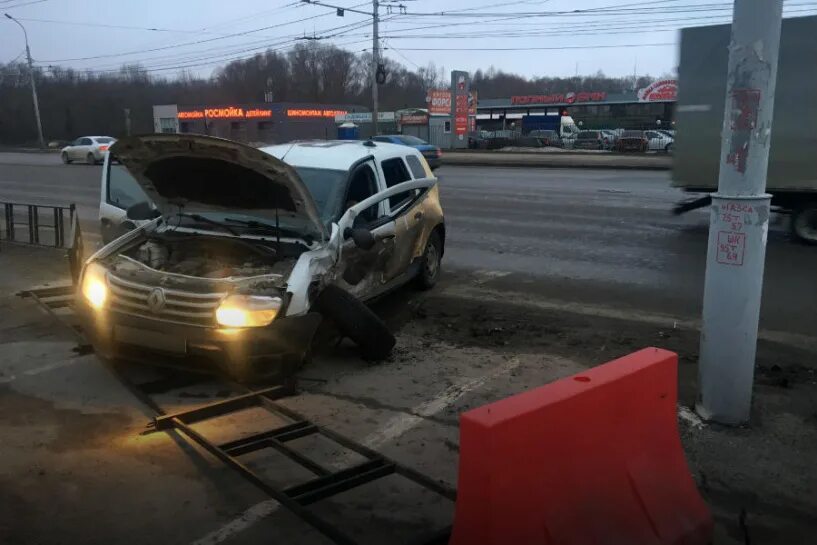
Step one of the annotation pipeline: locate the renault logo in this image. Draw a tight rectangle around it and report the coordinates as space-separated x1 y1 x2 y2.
146 288 166 314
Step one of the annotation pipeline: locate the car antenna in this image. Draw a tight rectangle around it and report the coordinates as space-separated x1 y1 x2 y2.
363 139 377 147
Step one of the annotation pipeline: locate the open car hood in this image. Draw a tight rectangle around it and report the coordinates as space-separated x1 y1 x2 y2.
110 135 326 240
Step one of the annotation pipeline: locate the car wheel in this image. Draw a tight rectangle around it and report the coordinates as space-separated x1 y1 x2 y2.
791 203 817 245
416 230 443 290
665 143 673 153
313 284 396 361
61 152 71 164
86 153 96 165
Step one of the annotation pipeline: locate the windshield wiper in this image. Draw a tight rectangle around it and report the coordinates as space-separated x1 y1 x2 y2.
222 217 303 238
175 213 239 236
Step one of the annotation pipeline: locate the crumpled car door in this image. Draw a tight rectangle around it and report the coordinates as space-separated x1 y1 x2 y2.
334 178 438 300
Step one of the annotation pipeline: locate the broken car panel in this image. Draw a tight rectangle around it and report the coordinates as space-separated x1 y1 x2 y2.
79 135 445 380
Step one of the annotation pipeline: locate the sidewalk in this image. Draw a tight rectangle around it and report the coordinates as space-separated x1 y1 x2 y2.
441 150 672 170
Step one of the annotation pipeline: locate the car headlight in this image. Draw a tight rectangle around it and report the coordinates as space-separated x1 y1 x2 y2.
81 262 108 310
216 295 281 328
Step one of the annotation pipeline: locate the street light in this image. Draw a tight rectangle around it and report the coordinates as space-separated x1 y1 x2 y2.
5 13 45 148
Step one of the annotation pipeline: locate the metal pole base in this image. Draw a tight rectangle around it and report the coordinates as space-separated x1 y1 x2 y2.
696 193 772 425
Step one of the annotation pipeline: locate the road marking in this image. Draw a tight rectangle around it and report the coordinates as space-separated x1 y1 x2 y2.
0 358 79 384
190 500 280 545
187 357 521 544
445 284 817 353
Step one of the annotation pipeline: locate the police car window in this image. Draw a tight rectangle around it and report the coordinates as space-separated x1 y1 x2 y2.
405 155 426 179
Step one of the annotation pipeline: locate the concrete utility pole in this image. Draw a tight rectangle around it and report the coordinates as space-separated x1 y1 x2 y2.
371 0 380 136
697 0 784 425
5 13 45 149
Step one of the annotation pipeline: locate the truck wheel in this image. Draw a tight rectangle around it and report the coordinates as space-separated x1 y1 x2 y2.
791 204 817 244
313 284 395 360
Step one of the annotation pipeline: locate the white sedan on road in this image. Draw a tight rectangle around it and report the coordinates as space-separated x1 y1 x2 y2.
61 136 116 165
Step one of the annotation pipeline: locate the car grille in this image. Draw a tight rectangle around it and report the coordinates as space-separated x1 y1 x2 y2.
107 273 226 327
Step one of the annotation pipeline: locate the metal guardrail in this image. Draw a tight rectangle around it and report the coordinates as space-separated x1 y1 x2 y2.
1 201 75 248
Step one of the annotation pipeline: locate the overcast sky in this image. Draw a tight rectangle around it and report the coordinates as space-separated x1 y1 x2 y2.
2 0 816 81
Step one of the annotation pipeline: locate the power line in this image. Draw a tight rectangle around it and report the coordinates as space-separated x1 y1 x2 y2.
384 42 675 51
2 0 50 8
11 17 234 35
37 2 370 63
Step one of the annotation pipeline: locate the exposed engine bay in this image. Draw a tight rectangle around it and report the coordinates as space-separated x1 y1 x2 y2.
118 233 304 280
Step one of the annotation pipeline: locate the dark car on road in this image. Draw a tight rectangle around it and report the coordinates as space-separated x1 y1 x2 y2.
372 135 442 169
573 130 606 150
615 130 648 152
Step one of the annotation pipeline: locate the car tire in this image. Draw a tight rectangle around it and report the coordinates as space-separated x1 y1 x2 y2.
665 143 673 153
313 284 396 360
416 230 443 290
791 203 817 245
61 152 71 164
86 153 96 165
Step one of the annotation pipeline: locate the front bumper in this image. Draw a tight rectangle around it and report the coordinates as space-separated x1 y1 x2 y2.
77 299 322 370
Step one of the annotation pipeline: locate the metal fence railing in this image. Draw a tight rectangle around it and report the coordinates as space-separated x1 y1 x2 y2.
1 201 76 248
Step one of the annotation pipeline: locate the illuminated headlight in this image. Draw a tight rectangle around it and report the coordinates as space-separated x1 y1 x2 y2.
216 295 281 328
81 262 108 310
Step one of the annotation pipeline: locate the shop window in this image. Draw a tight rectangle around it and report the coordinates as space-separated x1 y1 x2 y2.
443 121 451 133
179 122 191 133
159 117 176 134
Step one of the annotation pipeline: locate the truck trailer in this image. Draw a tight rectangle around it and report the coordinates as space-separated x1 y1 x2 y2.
673 15 817 243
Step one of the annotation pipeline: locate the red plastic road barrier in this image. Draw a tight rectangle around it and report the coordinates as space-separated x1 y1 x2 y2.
449 347 713 545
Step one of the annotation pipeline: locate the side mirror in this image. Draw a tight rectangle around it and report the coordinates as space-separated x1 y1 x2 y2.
343 227 375 250
126 201 160 221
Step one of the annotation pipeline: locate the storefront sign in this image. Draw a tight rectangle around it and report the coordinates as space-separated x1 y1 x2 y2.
511 91 607 105
452 72 470 137
335 112 395 123
177 107 272 120
638 79 678 102
426 89 478 116
400 114 429 125
287 108 348 118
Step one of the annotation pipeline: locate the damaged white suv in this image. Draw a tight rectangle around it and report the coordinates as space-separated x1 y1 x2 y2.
79 135 445 380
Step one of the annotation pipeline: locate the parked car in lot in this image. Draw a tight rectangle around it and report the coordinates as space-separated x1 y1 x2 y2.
573 130 606 150
600 130 618 149
645 130 674 152
83 135 445 380
615 130 648 152
528 129 562 147
371 134 442 169
61 136 116 165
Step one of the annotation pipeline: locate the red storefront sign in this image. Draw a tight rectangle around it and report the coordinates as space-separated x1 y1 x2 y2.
455 95 468 135
177 106 272 120
426 89 478 116
510 91 607 105
427 89 451 115
638 79 678 102
400 114 429 125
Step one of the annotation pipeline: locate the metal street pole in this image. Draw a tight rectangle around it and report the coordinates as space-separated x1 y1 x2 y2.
5 13 45 149
371 0 379 136
697 0 784 425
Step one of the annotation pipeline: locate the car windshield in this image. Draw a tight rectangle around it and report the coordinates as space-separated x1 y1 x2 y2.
397 135 427 146
94 137 114 144
294 166 348 223
622 131 643 138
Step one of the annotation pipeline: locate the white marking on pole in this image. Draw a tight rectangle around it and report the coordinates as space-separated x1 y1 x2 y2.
187 357 521 544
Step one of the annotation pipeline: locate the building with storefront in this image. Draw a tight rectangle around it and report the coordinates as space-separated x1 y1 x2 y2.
475 79 678 132
153 102 368 145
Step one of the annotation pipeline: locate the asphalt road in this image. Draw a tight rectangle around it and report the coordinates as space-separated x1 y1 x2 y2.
0 151 815 337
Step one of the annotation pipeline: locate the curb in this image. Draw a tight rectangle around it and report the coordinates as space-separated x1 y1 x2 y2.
439 158 671 171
